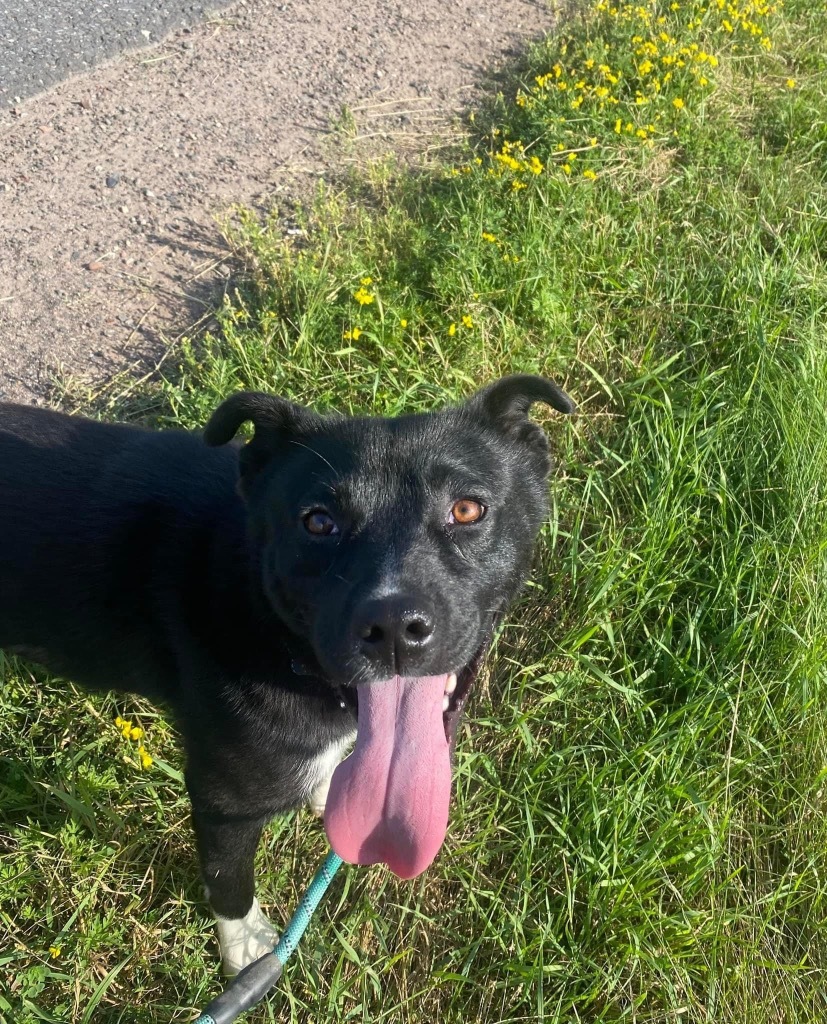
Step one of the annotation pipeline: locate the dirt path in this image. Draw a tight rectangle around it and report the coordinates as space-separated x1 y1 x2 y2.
0 0 557 404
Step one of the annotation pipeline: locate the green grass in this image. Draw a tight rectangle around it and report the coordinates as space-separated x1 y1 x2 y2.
3 0 827 1020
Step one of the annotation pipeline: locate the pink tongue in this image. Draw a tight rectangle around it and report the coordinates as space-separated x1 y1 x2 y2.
324 675 452 879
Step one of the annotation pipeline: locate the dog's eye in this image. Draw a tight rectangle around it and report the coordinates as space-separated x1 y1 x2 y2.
449 499 486 525
303 510 340 536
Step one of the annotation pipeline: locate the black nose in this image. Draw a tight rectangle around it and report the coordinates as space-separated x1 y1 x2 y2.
353 594 435 673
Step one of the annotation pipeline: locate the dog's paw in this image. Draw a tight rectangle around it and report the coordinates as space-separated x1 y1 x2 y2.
215 898 280 976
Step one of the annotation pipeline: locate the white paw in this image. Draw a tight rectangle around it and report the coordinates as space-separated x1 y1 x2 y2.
215 898 279 976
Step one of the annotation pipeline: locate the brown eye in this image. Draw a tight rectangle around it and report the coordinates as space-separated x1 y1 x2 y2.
303 510 339 536
450 499 486 525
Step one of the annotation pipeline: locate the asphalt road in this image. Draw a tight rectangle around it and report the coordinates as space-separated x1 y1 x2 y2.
0 1 234 104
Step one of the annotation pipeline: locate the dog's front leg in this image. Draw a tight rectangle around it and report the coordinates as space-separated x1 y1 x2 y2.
191 806 279 976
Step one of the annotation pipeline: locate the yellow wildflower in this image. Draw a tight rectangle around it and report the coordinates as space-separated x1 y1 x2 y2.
528 155 544 175
448 323 457 336
137 745 153 769
511 180 527 190
360 276 373 286
353 287 374 306
786 78 796 89
400 319 408 328
461 315 473 329
482 231 498 242
583 169 598 180
562 164 572 175
129 726 144 741
49 946 61 958
673 97 685 109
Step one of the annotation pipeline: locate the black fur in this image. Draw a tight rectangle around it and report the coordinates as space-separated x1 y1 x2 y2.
0 376 574 922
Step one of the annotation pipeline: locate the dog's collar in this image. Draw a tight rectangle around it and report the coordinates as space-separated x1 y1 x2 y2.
289 655 317 678
286 644 350 712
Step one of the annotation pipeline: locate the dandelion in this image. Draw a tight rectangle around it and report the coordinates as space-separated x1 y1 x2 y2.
116 716 133 739
786 78 796 89
353 287 374 306
673 97 685 109
461 315 473 329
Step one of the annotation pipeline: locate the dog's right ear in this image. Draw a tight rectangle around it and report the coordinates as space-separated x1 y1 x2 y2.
204 392 317 494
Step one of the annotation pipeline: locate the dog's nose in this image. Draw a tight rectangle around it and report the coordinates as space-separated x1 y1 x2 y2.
354 595 435 672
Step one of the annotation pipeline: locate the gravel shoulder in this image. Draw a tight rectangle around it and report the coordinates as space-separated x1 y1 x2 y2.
0 0 557 404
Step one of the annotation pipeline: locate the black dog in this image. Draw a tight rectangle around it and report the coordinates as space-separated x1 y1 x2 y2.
0 375 574 973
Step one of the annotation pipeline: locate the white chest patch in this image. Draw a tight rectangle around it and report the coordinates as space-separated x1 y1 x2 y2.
304 731 356 816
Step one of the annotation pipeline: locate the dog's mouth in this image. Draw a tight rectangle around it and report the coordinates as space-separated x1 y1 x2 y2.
324 646 486 880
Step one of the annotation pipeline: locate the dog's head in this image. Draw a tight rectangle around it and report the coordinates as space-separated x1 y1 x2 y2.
205 375 575 878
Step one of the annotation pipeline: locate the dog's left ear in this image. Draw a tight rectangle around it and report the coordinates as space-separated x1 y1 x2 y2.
204 391 319 494
465 374 575 467
467 373 575 423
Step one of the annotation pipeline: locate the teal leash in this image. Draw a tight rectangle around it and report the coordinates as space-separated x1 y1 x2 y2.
192 850 343 1024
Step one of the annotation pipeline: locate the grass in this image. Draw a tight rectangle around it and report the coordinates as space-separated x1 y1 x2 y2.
2 0 827 1020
